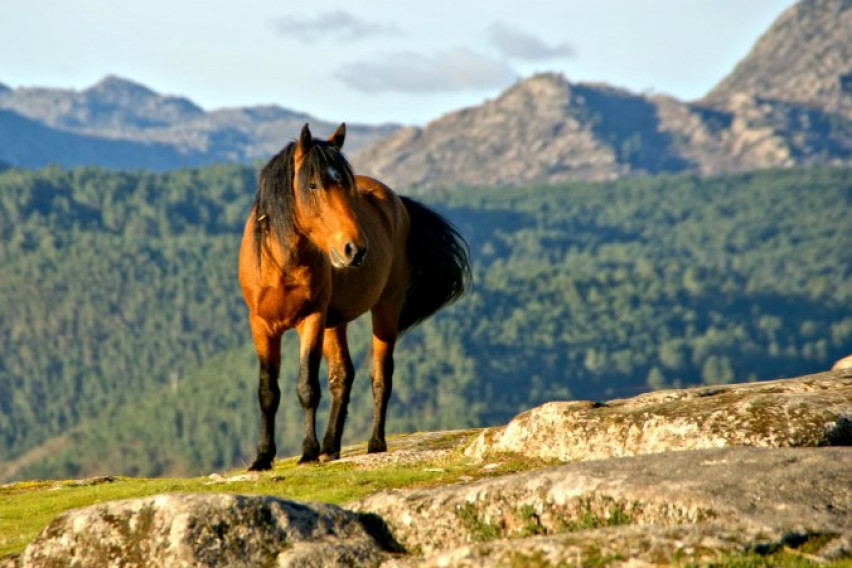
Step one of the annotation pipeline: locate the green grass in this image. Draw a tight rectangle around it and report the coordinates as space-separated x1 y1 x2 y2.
0 432 540 559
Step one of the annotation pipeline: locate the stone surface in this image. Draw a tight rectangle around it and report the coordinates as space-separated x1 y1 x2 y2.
7 372 852 567
354 446 851 563
834 354 852 370
15 493 389 568
465 370 852 462
381 525 830 568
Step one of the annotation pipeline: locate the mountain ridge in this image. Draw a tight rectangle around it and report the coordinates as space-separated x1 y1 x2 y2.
1 0 850 183
351 0 850 191
0 76 399 170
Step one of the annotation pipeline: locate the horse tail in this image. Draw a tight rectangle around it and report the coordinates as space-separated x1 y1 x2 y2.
398 196 472 332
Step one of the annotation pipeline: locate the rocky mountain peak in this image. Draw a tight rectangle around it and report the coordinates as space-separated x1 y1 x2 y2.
703 0 852 117
86 75 157 97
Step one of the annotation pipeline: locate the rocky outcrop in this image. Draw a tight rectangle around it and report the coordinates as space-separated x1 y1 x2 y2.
834 354 852 370
465 370 852 462
8 372 851 567
14 494 391 567
356 446 851 565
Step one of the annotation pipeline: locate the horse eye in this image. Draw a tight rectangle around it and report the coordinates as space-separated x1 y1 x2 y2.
309 182 318 190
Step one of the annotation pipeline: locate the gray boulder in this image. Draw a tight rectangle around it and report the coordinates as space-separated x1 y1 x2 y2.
355 446 851 565
466 370 851 462
16 493 390 567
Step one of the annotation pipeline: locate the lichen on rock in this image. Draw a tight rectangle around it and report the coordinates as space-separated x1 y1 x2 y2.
465 370 852 462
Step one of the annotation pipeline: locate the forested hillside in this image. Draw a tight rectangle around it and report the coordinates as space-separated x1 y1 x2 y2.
0 166 849 480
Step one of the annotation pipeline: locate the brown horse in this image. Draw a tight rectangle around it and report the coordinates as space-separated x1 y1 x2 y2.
239 123 470 469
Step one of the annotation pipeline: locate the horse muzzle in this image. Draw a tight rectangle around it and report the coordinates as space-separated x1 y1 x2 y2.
330 241 368 268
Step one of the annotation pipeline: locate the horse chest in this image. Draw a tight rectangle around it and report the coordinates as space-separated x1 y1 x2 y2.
255 284 310 326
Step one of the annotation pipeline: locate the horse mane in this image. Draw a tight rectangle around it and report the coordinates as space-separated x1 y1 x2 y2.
252 138 356 264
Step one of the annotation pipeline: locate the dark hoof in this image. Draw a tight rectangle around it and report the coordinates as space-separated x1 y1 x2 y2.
298 454 319 465
367 439 387 454
319 451 340 463
248 457 273 471
300 440 320 464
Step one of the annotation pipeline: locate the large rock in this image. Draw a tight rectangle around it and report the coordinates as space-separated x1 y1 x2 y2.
15 493 390 567
466 370 851 462
355 446 851 564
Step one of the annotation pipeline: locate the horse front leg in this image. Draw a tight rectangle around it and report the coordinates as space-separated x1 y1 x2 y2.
368 325 397 454
248 318 282 471
296 312 325 463
320 326 355 462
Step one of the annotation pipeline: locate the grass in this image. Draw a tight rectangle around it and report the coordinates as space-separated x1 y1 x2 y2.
2 434 850 567
0 431 539 559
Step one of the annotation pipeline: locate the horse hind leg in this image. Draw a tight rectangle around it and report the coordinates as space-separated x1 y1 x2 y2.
319 326 355 462
248 319 282 471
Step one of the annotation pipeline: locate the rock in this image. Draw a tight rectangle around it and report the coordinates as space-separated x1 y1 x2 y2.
380 525 814 568
15 493 390 568
833 354 852 371
354 446 851 564
465 371 852 462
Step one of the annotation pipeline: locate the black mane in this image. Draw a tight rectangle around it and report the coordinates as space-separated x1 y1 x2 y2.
252 139 356 264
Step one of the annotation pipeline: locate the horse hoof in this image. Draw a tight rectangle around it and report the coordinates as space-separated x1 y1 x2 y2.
298 454 319 465
248 458 273 471
367 440 387 454
319 452 340 463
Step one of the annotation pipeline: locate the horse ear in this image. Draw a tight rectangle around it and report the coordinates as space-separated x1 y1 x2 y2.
329 123 346 149
299 123 312 149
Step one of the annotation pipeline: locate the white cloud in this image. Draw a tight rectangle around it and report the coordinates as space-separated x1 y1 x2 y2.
274 10 400 41
336 48 518 93
487 22 574 61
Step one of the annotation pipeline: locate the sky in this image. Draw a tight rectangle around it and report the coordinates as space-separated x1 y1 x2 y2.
2 0 796 126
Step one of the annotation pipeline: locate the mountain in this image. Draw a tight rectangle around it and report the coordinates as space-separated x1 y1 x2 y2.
0 76 399 170
2 0 849 182
0 109 198 170
352 73 850 191
703 0 852 118
353 0 851 191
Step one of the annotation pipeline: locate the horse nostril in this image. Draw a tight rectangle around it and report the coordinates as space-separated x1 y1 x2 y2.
344 241 357 260
342 241 367 267
353 246 367 266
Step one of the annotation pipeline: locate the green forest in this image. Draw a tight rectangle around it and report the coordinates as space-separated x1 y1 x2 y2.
0 164 849 481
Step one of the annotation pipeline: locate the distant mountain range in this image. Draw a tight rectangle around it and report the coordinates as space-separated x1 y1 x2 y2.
353 0 851 190
0 76 399 170
1 0 849 187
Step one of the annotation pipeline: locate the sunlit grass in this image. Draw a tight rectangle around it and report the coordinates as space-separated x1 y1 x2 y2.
0 430 542 558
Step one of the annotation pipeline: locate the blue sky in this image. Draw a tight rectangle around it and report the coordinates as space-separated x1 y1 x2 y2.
2 0 795 125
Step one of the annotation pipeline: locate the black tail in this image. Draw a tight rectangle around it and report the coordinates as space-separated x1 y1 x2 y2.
398 196 472 332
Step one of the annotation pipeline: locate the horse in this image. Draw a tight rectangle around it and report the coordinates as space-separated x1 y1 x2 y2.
238 122 471 469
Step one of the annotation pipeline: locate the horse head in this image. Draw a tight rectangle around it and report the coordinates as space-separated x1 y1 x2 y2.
292 123 368 268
